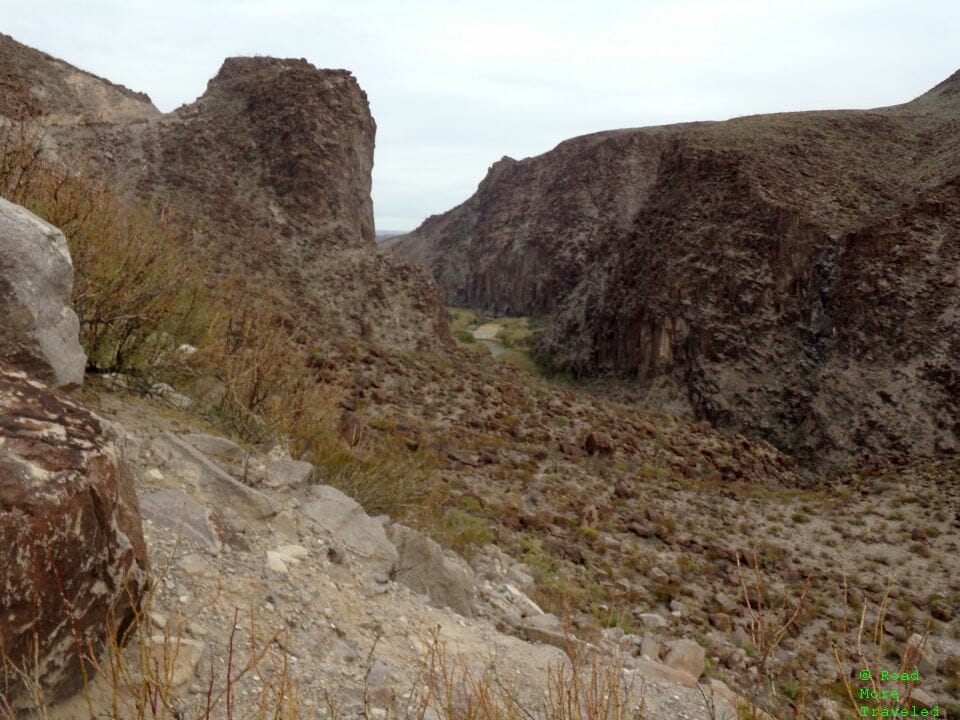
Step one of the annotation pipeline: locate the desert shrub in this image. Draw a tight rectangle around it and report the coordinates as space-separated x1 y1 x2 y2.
192 298 454 532
0 125 208 374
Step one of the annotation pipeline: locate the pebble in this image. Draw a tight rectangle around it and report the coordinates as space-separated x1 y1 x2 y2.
149 611 167 629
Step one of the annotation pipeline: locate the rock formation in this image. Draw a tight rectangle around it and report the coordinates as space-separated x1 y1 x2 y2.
391 71 960 469
0 366 147 707
0 197 86 388
0 33 448 352
0 32 158 123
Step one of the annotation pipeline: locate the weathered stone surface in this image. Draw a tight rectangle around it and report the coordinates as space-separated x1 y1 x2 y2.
0 197 86 388
262 456 314 489
300 485 398 570
181 432 248 464
151 433 278 520
265 544 309 574
638 612 668 629
663 638 706 680
520 612 568 650
906 633 939 675
148 635 206 687
139 488 223 555
0 366 146 706
630 659 698 688
387 523 476 617
177 553 215 577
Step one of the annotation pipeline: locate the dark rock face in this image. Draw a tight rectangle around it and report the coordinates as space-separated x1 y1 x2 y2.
153 56 376 249
387 131 663 317
0 366 147 707
392 74 960 469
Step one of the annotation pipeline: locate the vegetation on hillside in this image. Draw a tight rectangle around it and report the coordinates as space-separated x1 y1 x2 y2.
0 126 451 537
2 127 957 720
1 125 208 374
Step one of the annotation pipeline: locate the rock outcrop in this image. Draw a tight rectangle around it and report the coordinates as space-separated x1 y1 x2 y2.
0 366 147 707
0 32 158 124
391 71 960 469
0 35 448 352
387 522 477 617
0 197 86 388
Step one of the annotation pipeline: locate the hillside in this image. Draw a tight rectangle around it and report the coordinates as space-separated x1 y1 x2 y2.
390 71 960 470
2 33 959 719
0 33 447 351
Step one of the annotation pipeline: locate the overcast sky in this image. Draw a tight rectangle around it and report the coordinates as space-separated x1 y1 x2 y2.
3 1 959 230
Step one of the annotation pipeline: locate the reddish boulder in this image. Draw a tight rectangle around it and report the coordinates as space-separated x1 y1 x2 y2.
583 431 614 456
0 366 147 707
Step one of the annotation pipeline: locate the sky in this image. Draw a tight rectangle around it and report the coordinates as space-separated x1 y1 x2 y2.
3 1 959 231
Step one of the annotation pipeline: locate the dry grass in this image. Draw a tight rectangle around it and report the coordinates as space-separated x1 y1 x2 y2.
4 589 645 720
832 578 934 718
734 553 811 719
0 554 298 720
357 628 647 720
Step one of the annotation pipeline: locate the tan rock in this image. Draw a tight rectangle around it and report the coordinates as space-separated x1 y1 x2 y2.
663 638 706 680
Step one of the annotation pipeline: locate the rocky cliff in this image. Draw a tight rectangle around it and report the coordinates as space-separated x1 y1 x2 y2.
0 33 158 124
0 34 447 350
391 72 960 469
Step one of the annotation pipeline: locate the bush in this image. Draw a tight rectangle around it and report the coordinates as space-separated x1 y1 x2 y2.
0 126 208 374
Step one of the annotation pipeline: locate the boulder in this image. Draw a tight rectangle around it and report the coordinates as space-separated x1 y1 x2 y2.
583 431 614 456
0 366 146 707
521 613 569 650
300 485 397 571
387 523 476 617
663 638 706 680
180 432 249 464
0 197 86 388
262 456 314 489
150 433 278 519
905 633 939 675
638 612 668 629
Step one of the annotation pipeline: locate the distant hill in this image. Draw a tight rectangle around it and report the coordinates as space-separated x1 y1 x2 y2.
390 70 960 469
375 230 407 243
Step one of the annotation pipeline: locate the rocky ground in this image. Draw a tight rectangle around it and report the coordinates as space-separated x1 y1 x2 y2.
37 318 959 719
43 383 740 720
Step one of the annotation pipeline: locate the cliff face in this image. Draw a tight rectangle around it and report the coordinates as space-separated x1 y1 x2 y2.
389 130 664 316
0 37 448 350
391 73 960 468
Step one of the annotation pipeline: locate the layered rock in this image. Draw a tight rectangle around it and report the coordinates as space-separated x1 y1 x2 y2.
0 366 147 707
392 71 960 469
0 197 86 388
